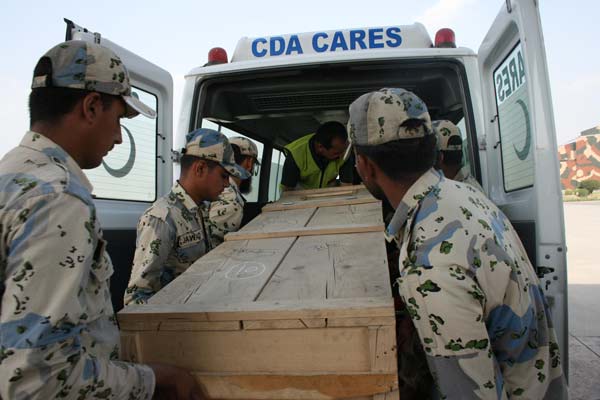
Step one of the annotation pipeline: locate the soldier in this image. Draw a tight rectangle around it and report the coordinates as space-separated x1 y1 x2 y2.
347 88 567 399
207 136 259 247
433 119 485 193
0 41 201 399
124 129 249 305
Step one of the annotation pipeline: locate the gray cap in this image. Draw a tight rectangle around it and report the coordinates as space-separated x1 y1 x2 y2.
345 88 433 159
31 40 156 119
184 129 250 179
433 120 462 151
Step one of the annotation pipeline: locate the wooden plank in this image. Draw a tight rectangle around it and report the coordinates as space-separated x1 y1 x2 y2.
195 373 398 400
258 232 391 302
224 223 383 241
263 196 378 212
122 327 372 373
303 190 356 199
240 207 316 233
373 390 400 400
307 202 383 227
148 240 251 305
186 237 296 305
120 332 144 364
369 326 397 373
328 317 396 328
243 318 327 330
280 184 365 197
118 297 395 329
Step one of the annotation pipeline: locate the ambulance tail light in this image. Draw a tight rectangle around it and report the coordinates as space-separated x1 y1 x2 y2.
206 47 228 65
434 28 456 48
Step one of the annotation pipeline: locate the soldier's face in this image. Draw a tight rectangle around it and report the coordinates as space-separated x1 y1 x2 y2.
204 164 230 201
86 95 125 169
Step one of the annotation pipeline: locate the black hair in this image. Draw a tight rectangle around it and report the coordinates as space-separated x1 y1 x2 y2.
231 143 251 166
440 136 464 166
180 155 219 174
314 121 348 149
28 56 117 126
355 134 437 181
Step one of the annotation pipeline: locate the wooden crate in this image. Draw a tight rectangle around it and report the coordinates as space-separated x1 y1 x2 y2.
118 185 399 399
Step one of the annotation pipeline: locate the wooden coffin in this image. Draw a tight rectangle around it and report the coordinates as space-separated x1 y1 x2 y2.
118 185 399 399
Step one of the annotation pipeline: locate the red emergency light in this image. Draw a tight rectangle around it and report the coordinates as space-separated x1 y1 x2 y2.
206 47 228 65
434 28 456 48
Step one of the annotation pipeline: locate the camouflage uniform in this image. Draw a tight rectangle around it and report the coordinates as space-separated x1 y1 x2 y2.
433 120 485 193
207 137 258 247
0 40 158 399
207 178 245 247
125 129 249 305
454 165 485 193
124 182 212 305
0 132 155 399
348 89 567 399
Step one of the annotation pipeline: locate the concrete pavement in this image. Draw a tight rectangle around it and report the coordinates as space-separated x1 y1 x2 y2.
564 201 600 399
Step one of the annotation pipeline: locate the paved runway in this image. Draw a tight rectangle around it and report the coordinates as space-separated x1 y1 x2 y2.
564 201 600 399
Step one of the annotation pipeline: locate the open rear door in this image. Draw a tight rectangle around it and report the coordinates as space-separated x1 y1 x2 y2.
65 19 174 311
478 0 568 369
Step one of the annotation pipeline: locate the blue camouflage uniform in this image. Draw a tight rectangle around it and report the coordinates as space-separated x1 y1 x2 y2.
125 129 249 305
0 132 155 399
347 88 567 399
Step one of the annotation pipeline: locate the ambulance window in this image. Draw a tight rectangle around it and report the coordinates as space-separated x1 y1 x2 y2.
86 87 157 202
493 42 534 192
268 149 286 202
456 118 471 174
201 120 263 203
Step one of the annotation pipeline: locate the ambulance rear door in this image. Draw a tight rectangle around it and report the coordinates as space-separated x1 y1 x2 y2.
64 19 174 311
477 0 568 367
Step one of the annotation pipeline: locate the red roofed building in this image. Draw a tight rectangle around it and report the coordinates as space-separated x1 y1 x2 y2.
558 126 600 190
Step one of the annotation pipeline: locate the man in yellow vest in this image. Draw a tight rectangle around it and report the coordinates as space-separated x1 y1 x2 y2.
280 121 353 190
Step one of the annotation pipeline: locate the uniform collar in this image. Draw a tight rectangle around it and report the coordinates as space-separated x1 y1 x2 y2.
385 168 443 241
171 182 200 212
20 131 93 192
453 165 470 181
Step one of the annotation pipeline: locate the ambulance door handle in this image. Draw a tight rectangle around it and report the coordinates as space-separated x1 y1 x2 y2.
157 132 166 140
505 0 512 13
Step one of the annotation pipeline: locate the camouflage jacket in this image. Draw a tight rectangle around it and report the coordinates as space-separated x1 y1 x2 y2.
124 182 210 305
206 178 245 247
386 168 566 399
453 165 485 194
0 132 154 399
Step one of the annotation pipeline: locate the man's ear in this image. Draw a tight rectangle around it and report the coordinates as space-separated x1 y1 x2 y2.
81 92 102 124
195 159 207 177
356 153 376 182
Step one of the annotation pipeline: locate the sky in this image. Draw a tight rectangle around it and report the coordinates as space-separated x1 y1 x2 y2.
0 0 598 157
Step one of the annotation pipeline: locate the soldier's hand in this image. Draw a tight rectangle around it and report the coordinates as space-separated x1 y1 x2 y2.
149 363 205 399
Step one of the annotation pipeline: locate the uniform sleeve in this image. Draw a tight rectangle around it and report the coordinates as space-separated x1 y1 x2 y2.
208 188 243 247
280 153 300 189
124 211 175 305
0 192 155 399
398 235 501 399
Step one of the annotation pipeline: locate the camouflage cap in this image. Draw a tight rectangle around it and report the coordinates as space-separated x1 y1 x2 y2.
433 120 462 151
345 88 433 159
229 137 261 165
31 40 156 119
183 129 250 179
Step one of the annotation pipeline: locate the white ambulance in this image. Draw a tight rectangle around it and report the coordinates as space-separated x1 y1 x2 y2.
65 0 569 369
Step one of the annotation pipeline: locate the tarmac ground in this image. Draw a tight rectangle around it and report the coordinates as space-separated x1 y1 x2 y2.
564 201 600 400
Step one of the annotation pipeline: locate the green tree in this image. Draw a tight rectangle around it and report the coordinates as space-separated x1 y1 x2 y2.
578 179 600 194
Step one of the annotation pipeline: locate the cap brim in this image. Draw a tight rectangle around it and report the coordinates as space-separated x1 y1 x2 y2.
223 162 251 180
123 95 157 119
342 140 353 162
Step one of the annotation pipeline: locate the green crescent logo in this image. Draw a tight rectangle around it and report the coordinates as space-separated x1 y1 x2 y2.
513 99 531 161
